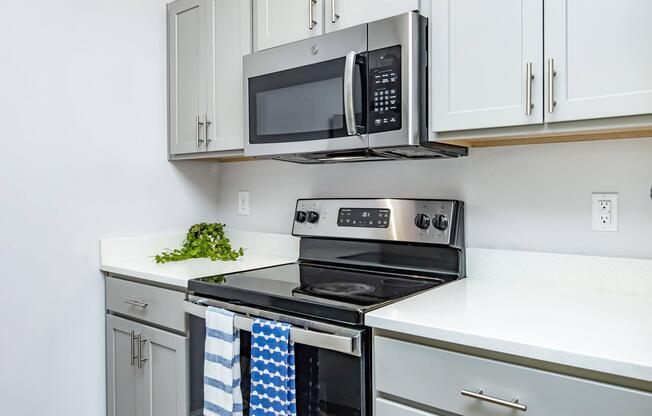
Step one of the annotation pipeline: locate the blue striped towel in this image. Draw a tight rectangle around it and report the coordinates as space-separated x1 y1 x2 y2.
204 307 243 416
250 319 297 416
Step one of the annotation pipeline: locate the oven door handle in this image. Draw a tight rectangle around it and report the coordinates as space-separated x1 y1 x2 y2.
183 299 362 357
344 51 360 136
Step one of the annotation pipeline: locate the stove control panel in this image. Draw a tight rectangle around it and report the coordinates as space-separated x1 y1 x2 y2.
293 199 462 246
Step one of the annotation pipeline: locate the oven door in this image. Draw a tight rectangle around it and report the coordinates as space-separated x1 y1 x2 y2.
184 297 371 416
244 24 369 158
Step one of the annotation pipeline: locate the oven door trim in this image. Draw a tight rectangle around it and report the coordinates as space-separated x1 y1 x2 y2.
184 296 363 357
244 22 369 157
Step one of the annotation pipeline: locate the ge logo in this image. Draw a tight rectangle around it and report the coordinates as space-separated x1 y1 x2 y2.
311 45 319 55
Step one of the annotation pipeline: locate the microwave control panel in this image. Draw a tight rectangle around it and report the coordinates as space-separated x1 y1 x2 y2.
368 45 402 133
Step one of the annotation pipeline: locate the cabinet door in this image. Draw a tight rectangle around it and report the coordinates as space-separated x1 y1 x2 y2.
432 0 543 132
255 0 323 51
106 315 146 416
325 0 419 33
168 0 208 155
545 0 652 122
205 0 251 152
141 324 189 416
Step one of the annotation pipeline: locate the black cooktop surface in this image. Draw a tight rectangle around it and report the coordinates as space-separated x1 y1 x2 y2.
189 263 455 325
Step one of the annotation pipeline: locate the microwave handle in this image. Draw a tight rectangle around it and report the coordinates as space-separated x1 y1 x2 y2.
343 51 359 136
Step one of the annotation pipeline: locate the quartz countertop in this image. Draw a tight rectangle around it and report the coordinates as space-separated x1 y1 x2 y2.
366 248 652 383
99 229 299 288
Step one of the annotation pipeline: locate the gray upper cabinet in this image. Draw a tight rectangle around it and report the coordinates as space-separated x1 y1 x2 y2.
168 0 250 158
325 0 420 33
168 0 207 156
205 0 251 153
431 0 544 132
254 0 324 51
544 0 652 123
107 314 189 416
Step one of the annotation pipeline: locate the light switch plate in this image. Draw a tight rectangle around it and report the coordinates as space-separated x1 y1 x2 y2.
592 193 618 232
238 191 250 215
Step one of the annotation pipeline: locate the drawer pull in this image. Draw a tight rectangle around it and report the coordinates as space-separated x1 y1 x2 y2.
123 299 150 308
461 389 527 412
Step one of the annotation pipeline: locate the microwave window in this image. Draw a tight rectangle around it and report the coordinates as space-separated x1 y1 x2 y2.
256 77 344 136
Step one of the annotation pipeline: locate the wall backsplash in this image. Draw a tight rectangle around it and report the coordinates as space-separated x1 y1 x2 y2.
217 138 652 259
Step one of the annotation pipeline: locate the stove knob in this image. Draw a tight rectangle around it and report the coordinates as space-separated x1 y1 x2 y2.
414 213 431 230
432 214 449 231
295 210 307 223
307 211 320 224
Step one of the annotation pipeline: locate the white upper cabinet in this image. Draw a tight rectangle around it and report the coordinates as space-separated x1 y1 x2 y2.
168 0 207 155
431 0 544 132
255 0 323 51
544 0 652 123
325 0 420 33
205 0 251 152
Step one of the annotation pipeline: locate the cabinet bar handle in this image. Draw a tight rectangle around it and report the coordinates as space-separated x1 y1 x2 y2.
196 115 205 148
137 334 148 369
331 0 339 23
130 331 137 367
309 0 317 30
547 58 557 113
123 299 149 309
461 389 527 412
525 62 534 116
203 114 212 147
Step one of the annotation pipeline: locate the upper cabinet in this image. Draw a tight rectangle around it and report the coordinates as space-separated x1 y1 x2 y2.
431 0 544 132
168 0 207 155
544 0 652 123
325 0 420 33
254 0 420 51
168 0 250 157
431 0 652 136
255 0 323 51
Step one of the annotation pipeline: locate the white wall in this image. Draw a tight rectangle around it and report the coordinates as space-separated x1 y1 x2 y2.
216 138 652 259
0 1 218 414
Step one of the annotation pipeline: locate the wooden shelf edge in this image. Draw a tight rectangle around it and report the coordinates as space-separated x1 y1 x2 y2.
439 127 652 148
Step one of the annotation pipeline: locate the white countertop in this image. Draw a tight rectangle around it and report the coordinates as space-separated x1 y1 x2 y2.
100 229 299 288
366 249 652 382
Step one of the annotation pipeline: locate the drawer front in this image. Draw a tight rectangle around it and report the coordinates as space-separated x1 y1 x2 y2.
106 277 186 332
376 398 440 416
375 336 652 416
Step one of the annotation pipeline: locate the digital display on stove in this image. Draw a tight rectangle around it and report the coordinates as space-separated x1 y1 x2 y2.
337 208 390 228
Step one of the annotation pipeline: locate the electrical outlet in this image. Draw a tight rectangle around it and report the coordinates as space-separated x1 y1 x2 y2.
592 193 618 232
238 191 250 216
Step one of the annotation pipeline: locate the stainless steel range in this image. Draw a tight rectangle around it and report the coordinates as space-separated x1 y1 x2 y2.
184 198 465 415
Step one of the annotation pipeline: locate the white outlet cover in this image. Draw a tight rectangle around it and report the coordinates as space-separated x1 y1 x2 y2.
238 191 250 216
592 193 618 232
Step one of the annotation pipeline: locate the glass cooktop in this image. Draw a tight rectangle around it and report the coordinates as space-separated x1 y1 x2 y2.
188 263 455 325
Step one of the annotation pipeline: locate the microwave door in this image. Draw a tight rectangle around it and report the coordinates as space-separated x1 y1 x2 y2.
244 25 369 158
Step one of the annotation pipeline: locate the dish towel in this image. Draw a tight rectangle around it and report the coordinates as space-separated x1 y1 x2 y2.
250 318 297 416
204 306 243 416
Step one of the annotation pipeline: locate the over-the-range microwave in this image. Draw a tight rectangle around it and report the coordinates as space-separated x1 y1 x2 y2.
243 12 467 163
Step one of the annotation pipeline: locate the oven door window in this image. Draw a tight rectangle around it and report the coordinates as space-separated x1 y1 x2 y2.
248 57 366 144
190 316 369 416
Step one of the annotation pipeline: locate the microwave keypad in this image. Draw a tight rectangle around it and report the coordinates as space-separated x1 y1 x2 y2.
369 46 401 133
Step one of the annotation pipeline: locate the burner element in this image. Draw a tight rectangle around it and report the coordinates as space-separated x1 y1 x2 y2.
307 282 376 296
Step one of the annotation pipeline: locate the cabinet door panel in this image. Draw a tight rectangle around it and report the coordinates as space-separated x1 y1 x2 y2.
545 0 652 122
325 0 419 33
142 324 189 416
432 0 543 132
205 0 251 152
106 315 145 416
168 0 207 155
255 0 323 51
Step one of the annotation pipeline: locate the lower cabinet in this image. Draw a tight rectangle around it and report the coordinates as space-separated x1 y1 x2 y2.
107 314 189 416
374 336 652 416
